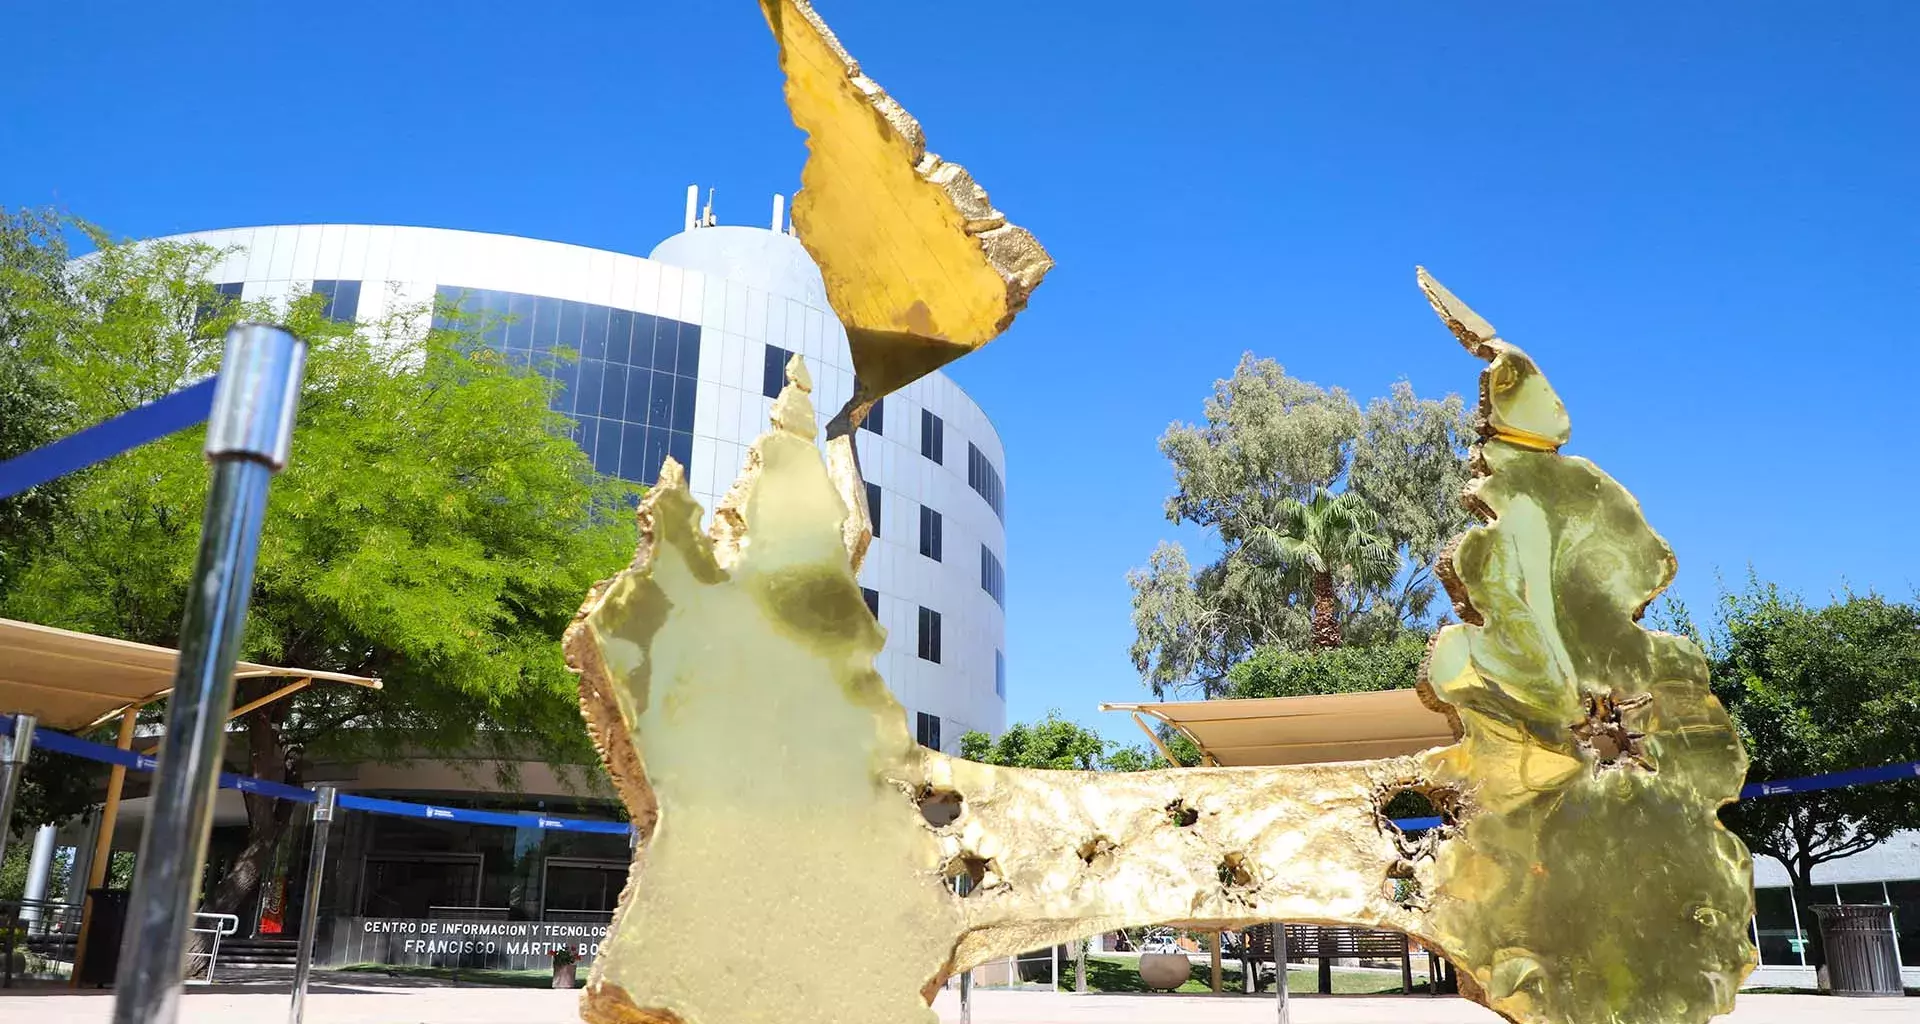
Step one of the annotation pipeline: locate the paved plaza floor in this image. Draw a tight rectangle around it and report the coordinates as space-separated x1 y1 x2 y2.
0 972 1914 1024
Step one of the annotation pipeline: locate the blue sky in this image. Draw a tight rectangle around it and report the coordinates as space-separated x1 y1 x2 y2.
5 2 1916 745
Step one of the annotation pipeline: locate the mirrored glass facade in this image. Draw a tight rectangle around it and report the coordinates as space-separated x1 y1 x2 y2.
435 285 700 486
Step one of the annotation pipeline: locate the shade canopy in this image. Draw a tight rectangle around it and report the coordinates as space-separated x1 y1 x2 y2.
1102 688 1459 768
0 617 380 732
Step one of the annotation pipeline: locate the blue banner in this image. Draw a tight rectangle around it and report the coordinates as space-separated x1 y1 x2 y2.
5 712 1914 838
1740 759 1920 799
0 377 217 500
3 715 630 833
336 793 633 835
25 723 317 803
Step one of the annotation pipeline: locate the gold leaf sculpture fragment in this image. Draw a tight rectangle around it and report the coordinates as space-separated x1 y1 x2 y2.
756 0 1052 573
760 0 1053 404
562 3 1757 1024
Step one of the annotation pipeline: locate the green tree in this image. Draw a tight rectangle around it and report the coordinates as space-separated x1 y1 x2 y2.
958 711 1164 771
1245 489 1398 649
1696 580 1920 969
1 211 638 941
1129 355 1471 695
1225 633 1430 699
0 209 77 600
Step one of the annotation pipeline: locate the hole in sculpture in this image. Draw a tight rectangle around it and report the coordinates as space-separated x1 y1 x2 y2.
1217 852 1255 888
1382 788 1438 822
918 786 964 827
1077 836 1116 867
1165 799 1199 828
1379 783 1462 832
945 853 990 896
1385 858 1425 909
1571 690 1656 772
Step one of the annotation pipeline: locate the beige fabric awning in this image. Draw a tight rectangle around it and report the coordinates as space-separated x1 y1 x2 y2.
1102 688 1459 767
0 617 380 732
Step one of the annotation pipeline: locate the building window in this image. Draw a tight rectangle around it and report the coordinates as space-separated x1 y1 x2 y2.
967 442 1005 520
195 282 246 329
863 397 885 435
995 650 1006 699
434 285 700 487
862 587 879 620
1891 879 1920 967
763 344 794 399
313 279 361 323
915 711 942 751
866 482 882 538
980 546 1005 607
917 606 942 663
920 409 944 464
919 506 943 562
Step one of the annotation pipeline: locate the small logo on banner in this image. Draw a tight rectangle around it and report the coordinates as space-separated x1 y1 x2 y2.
1762 783 1791 796
236 778 259 793
425 807 454 820
538 818 563 829
137 755 158 771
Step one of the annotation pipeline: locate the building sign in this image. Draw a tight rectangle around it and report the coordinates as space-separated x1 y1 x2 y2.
328 917 611 971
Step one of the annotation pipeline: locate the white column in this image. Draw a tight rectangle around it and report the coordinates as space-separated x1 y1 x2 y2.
22 823 59 924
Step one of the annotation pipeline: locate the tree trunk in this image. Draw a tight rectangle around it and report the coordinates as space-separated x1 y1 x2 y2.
1788 860 1827 976
182 698 296 977
1309 571 1342 649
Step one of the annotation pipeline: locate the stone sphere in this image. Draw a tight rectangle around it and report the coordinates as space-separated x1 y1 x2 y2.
1137 952 1190 990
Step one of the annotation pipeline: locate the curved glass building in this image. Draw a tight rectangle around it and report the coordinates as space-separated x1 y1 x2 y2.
159 208 1009 750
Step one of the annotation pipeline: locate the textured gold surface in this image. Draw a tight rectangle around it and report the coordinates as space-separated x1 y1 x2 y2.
565 2 1752 1021
758 0 1053 404
567 286 1755 1023
1414 268 1756 1021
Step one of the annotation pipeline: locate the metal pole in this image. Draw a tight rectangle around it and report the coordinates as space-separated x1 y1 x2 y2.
288 787 335 1024
111 324 306 1024
959 968 972 1024
1275 923 1290 1024
0 715 39 871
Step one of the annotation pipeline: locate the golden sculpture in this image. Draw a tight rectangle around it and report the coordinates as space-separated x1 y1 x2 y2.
562 3 1755 1023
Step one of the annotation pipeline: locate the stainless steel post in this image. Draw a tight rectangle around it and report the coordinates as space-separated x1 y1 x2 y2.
287 787 335 1024
110 325 306 1024
0 715 39 871
959 969 972 1024
1274 923 1291 1024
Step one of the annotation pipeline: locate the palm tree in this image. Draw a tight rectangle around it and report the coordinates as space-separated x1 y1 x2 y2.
1245 489 1399 649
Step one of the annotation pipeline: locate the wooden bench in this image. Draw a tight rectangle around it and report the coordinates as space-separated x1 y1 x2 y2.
1241 924 1417 994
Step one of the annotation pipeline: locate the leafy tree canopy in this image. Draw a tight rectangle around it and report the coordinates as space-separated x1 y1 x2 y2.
1698 582 1920 884
1226 633 1431 699
1130 354 1471 696
958 711 1165 772
0 209 639 923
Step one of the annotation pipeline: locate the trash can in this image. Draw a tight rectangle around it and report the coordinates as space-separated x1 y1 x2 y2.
1811 904 1904 997
76 889 130 988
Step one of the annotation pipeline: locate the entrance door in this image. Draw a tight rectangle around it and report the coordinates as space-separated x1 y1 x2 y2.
360 853 484 919
542 857 628 923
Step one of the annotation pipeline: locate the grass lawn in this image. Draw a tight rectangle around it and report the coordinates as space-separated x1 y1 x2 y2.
336 963 577 989
1076 956 1427 995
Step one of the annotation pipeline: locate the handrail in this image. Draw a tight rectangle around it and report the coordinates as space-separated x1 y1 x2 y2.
186 912 240 984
